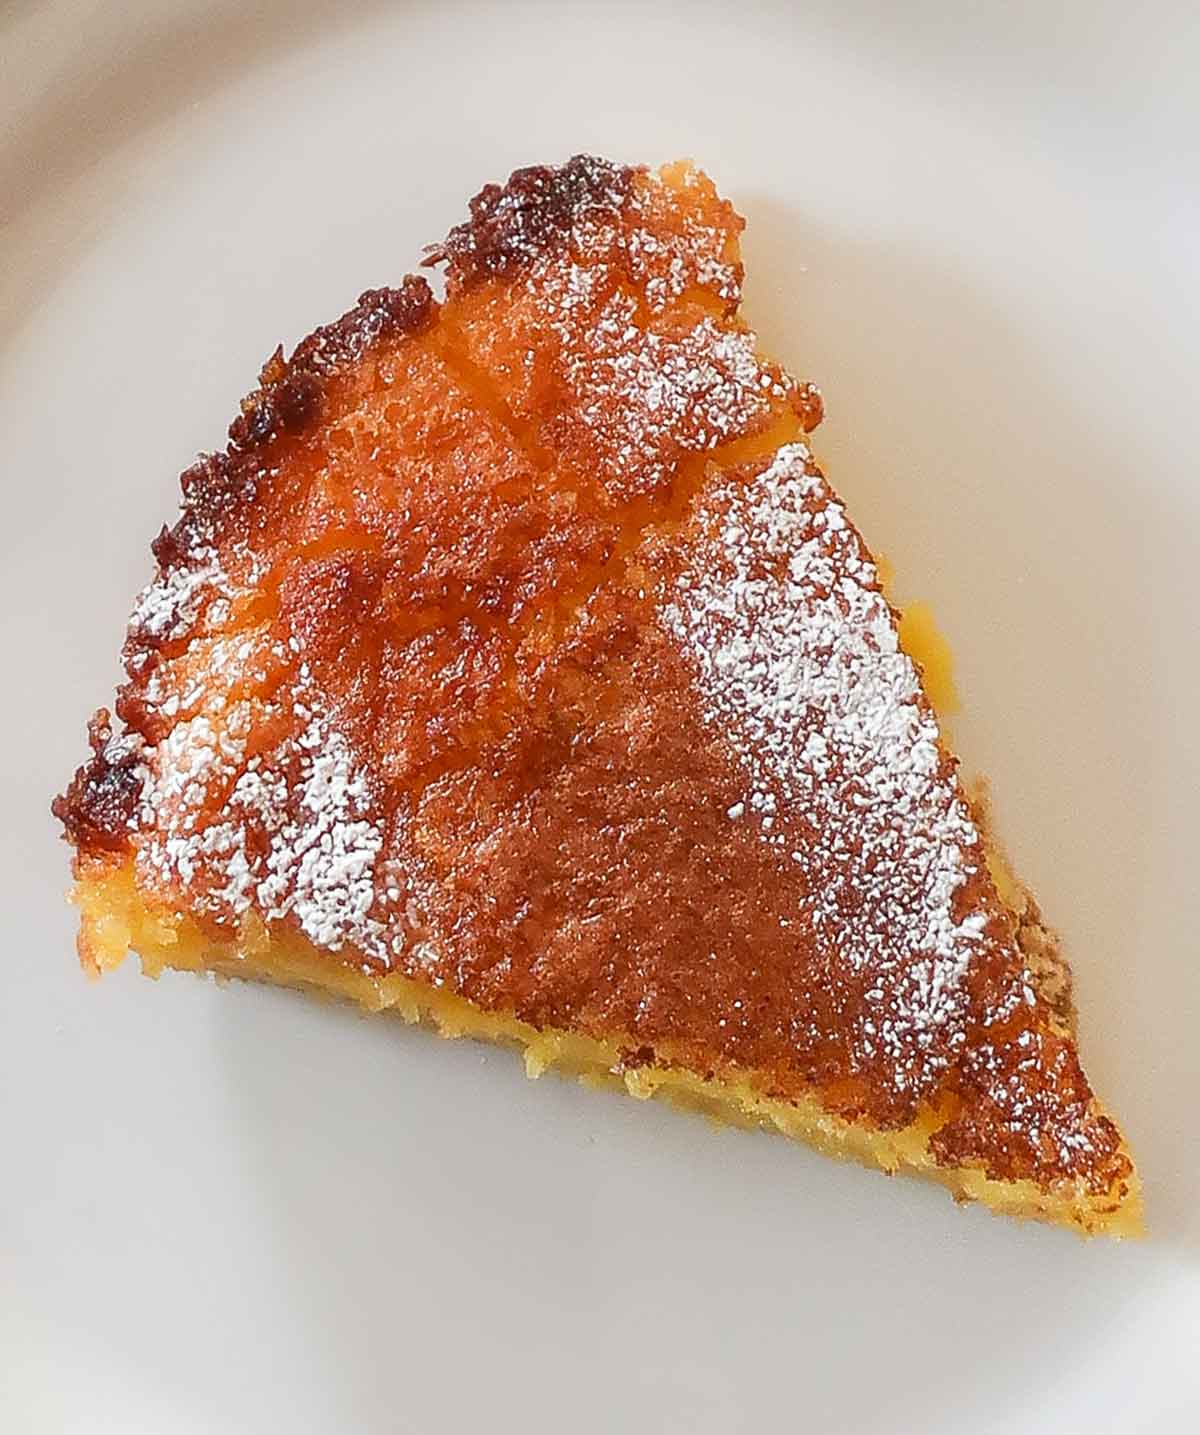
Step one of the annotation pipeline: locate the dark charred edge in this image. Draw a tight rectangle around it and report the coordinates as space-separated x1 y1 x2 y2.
52 711 143 855
135 278 437 635
423 154 637 287
56 279 436 854
150 278 431 548
199 279 436 541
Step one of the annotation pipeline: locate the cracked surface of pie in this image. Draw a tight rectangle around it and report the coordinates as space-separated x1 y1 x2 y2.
55 156 1139 1234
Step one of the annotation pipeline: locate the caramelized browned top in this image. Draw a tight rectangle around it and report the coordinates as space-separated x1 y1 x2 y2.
56 157 1129 1199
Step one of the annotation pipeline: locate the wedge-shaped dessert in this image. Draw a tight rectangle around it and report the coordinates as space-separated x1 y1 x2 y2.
55 157 1139 1233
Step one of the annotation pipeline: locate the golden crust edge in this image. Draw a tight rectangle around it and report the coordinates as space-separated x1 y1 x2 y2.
69 855 1142 1239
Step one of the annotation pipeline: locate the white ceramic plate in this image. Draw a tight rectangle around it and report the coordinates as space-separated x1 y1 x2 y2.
5 2 1199 1430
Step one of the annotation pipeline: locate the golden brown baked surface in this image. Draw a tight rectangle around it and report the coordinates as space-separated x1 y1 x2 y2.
55 156 1138 1232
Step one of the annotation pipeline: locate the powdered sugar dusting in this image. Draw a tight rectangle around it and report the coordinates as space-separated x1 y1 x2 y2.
133 651 395 967
664 443 1003 1094
256 690 384 953
128 546 232 646
556 290 788 491
624 170 742 312
465 161 778 495
530 255 786 496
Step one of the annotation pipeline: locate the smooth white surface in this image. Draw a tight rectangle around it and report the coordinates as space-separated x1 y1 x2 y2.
3 2 1199 1430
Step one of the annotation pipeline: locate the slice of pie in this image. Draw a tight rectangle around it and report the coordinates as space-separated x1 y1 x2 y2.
54 157 1140 1234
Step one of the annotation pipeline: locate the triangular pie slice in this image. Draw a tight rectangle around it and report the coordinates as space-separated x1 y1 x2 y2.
55 157 1140 1234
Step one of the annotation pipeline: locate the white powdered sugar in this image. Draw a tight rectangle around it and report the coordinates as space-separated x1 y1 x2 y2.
623 184 742 313
535 275 787 492
502 165 779 493
128 546 232 645
626 166 742 311
256 696 384 953
134 657 392 966
663 443 995 1089
566 296 786 484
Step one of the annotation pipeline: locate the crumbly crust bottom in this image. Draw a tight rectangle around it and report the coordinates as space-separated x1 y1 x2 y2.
70 856 1141 1238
